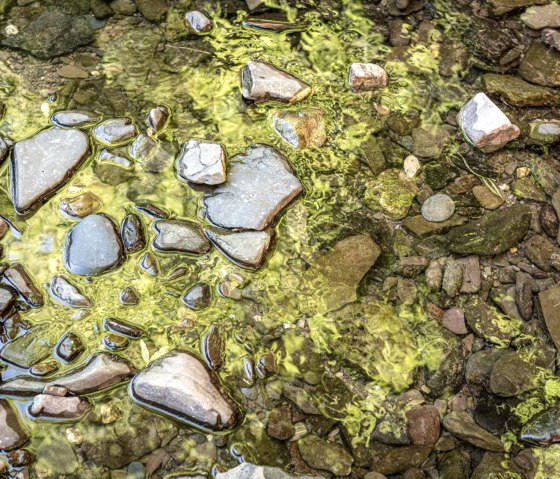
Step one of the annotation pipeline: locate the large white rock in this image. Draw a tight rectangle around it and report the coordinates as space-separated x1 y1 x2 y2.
217 463 323 479
176 139 226 185
458 93 520 153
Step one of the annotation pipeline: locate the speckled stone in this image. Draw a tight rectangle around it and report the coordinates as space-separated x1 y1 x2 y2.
421 194 456 222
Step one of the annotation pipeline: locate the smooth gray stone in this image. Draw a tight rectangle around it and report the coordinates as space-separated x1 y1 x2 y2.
205 228 273 268
216 463 323 479
0 353 137 397
0 399 28 451
153 219 211 254
64 214 124 275
130 350 240 431
51 110 101 128
93 118 137 145
241 61 312 104
421 194 456 223
49 275 92 308
29 394 91 419
176 139 227 185
203 144 303 230
10 127 90 214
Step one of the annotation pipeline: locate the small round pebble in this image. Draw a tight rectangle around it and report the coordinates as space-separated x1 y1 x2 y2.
404 155 422 178
421 194 455 222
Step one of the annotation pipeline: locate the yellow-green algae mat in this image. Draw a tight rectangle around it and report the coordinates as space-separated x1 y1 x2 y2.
0 0 559 477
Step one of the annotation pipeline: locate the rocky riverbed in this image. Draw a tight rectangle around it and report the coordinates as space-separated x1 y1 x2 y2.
1 0 560 478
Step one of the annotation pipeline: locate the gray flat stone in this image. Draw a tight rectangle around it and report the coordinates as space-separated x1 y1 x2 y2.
93 119 137 145
130 350 240 431
153 219 211 254
51 110 101 128
176 139 226 185
203 144 303 230
241 61 312 104
443 411 504 451
29 394 91 420
49 275 92 308
421 194 456 222
205 228 273 268
0 399 28 451
217 463 323 479
10 127 90 214
64 214 124 276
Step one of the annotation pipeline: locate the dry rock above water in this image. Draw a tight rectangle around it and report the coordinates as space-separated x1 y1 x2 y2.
130 350 240 431
64 214 124 275
10 127 90 215
203 144 303 230
205 228 274 268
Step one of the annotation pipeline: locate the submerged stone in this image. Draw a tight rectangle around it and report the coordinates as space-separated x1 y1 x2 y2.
0 399 28 451
205 228 274 268
153 219 211 254
0 286 15 315
458 93 520 153
443 411 504 451
185 10 213 33
147 106 169 132
203 144 303 230
103 318 145 338
182 283 211 310
241 61 312 105
176 139 227 185
51 110 101 128
49 275 92 308
521 406 560 444
464 298 522 346
298 435 353 476
447 205 531 256
0 353 137 397
59 192 103 219
0 328 52 368
348 63 389 92
10 127 90 214
520 41 560 87
130 350 241 431
29 394 91 420
93 119 137 145
364 169 418 219
3 264 43 308
529 119 560 144
56 333 84 362
121 213 145 253
483 74 558 107
64 214 124 275
271 108 326 150
216 464 321 479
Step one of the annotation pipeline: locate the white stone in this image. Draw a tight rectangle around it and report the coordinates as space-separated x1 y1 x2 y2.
176 139 226 185
348 63 389 92
205 228 273 268
458 93 520 153
29 394 91 419
404 155 422 178
217 463 322 479
185 10 213 33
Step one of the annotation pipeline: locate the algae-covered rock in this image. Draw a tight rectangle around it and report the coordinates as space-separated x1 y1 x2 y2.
297 435 353 476
520 41 560 87
447 205 531 256
364 169 418 219
489 350 540 397
512 177 548 202
470 452 525 479
438 449 470 479
521 406 560 444
464 298 522 346
370 444 433 475
483 74 559 107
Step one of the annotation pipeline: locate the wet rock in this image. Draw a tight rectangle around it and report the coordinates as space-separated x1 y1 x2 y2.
267 406 295 441
134 202 169 220
520 406 560 444
185 10 213 33
135 0 168 21
298 435 353 476
271 108 326 150
466 348 507 385
412 125 452 158
397 256 428 277
520 41 560 87
0 353 137 396
515 272 534 320
1 10 94 59
438 449 470 479
121 213 145 253
447 205 531 256
56 333 84 362
348 62 388 92
364 169 418 219
202 325 223 370
424 330 465 397
182 283 211 310
0 285 15 315
147 106 169 132
10 127 90 214
370 445 432 476
464 298 522 346
425 260 443 291
539 283 560 350
513 177 547 202
153 219 210 254
483 74 558 107
0 399 27 451
521 4 560 29
120 287 139 305
51 110 101 128
30 360 59 378
442 259 463 298
421 194 455 223
442 307 467 335
3 264 43 308
49 275 92 308
103 333 128 351
525 235 560 272
442 411 504 451
130 350 240 431
403 214 467 238
7 448 32 467
406 405 440 445
59 193 102 218
176 139 226 185
128 133 157 162
29 394 91 420
64 214 124 275
0 327 52 368
139 252 159 276
529 119 560 145
460 256 481 293
205 228 273 268
404 155 422 178
216 463 321 479
103 318 144 338
241 61 312 105
458 93 520 153
98 149 133 169
203 144 303 230
93 119 137 146
472 185 504 210
490 350 539 397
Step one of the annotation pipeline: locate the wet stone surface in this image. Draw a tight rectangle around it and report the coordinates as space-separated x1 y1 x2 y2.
153 219 211 254
176 139 227 185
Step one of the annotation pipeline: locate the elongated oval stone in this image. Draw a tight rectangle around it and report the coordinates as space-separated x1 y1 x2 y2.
10 127 90 215
130 350 241 432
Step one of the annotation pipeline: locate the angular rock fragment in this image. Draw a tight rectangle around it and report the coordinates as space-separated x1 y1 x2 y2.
130 350 240 431
49 275 92 308
524 235 560 272
59 192 103 219
464 298 522 346
0 328 52 368
364 169 418 219
539 283 560 350
176 139 227 185
29 394 91 420
271 108 326 150
153 219 211 254
56 333 84 362
10 127 90 214
529 119 560 144
139 252 159 276
443 411 504 451
120 287 139 305
203 145 303 230
185 10 213 33
458 93 520 153
98 149 133 169
0 399 28 451
521 406 560 444
134 202 169 219
93 119 137 146
147 106 169 132
348 62 389 92
64 214 124 275
121 213 145 253
182 283 211 310
521 4 560 30
241 61 312 105
0 286 15 315
205 228 274 268
543 28 560 51
483 74 558 107
103 333 129 351
128 133 157 162
0 353 137 396
103 318 145 338
520 41 560 87
3 264 43 308
51 110 101 128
